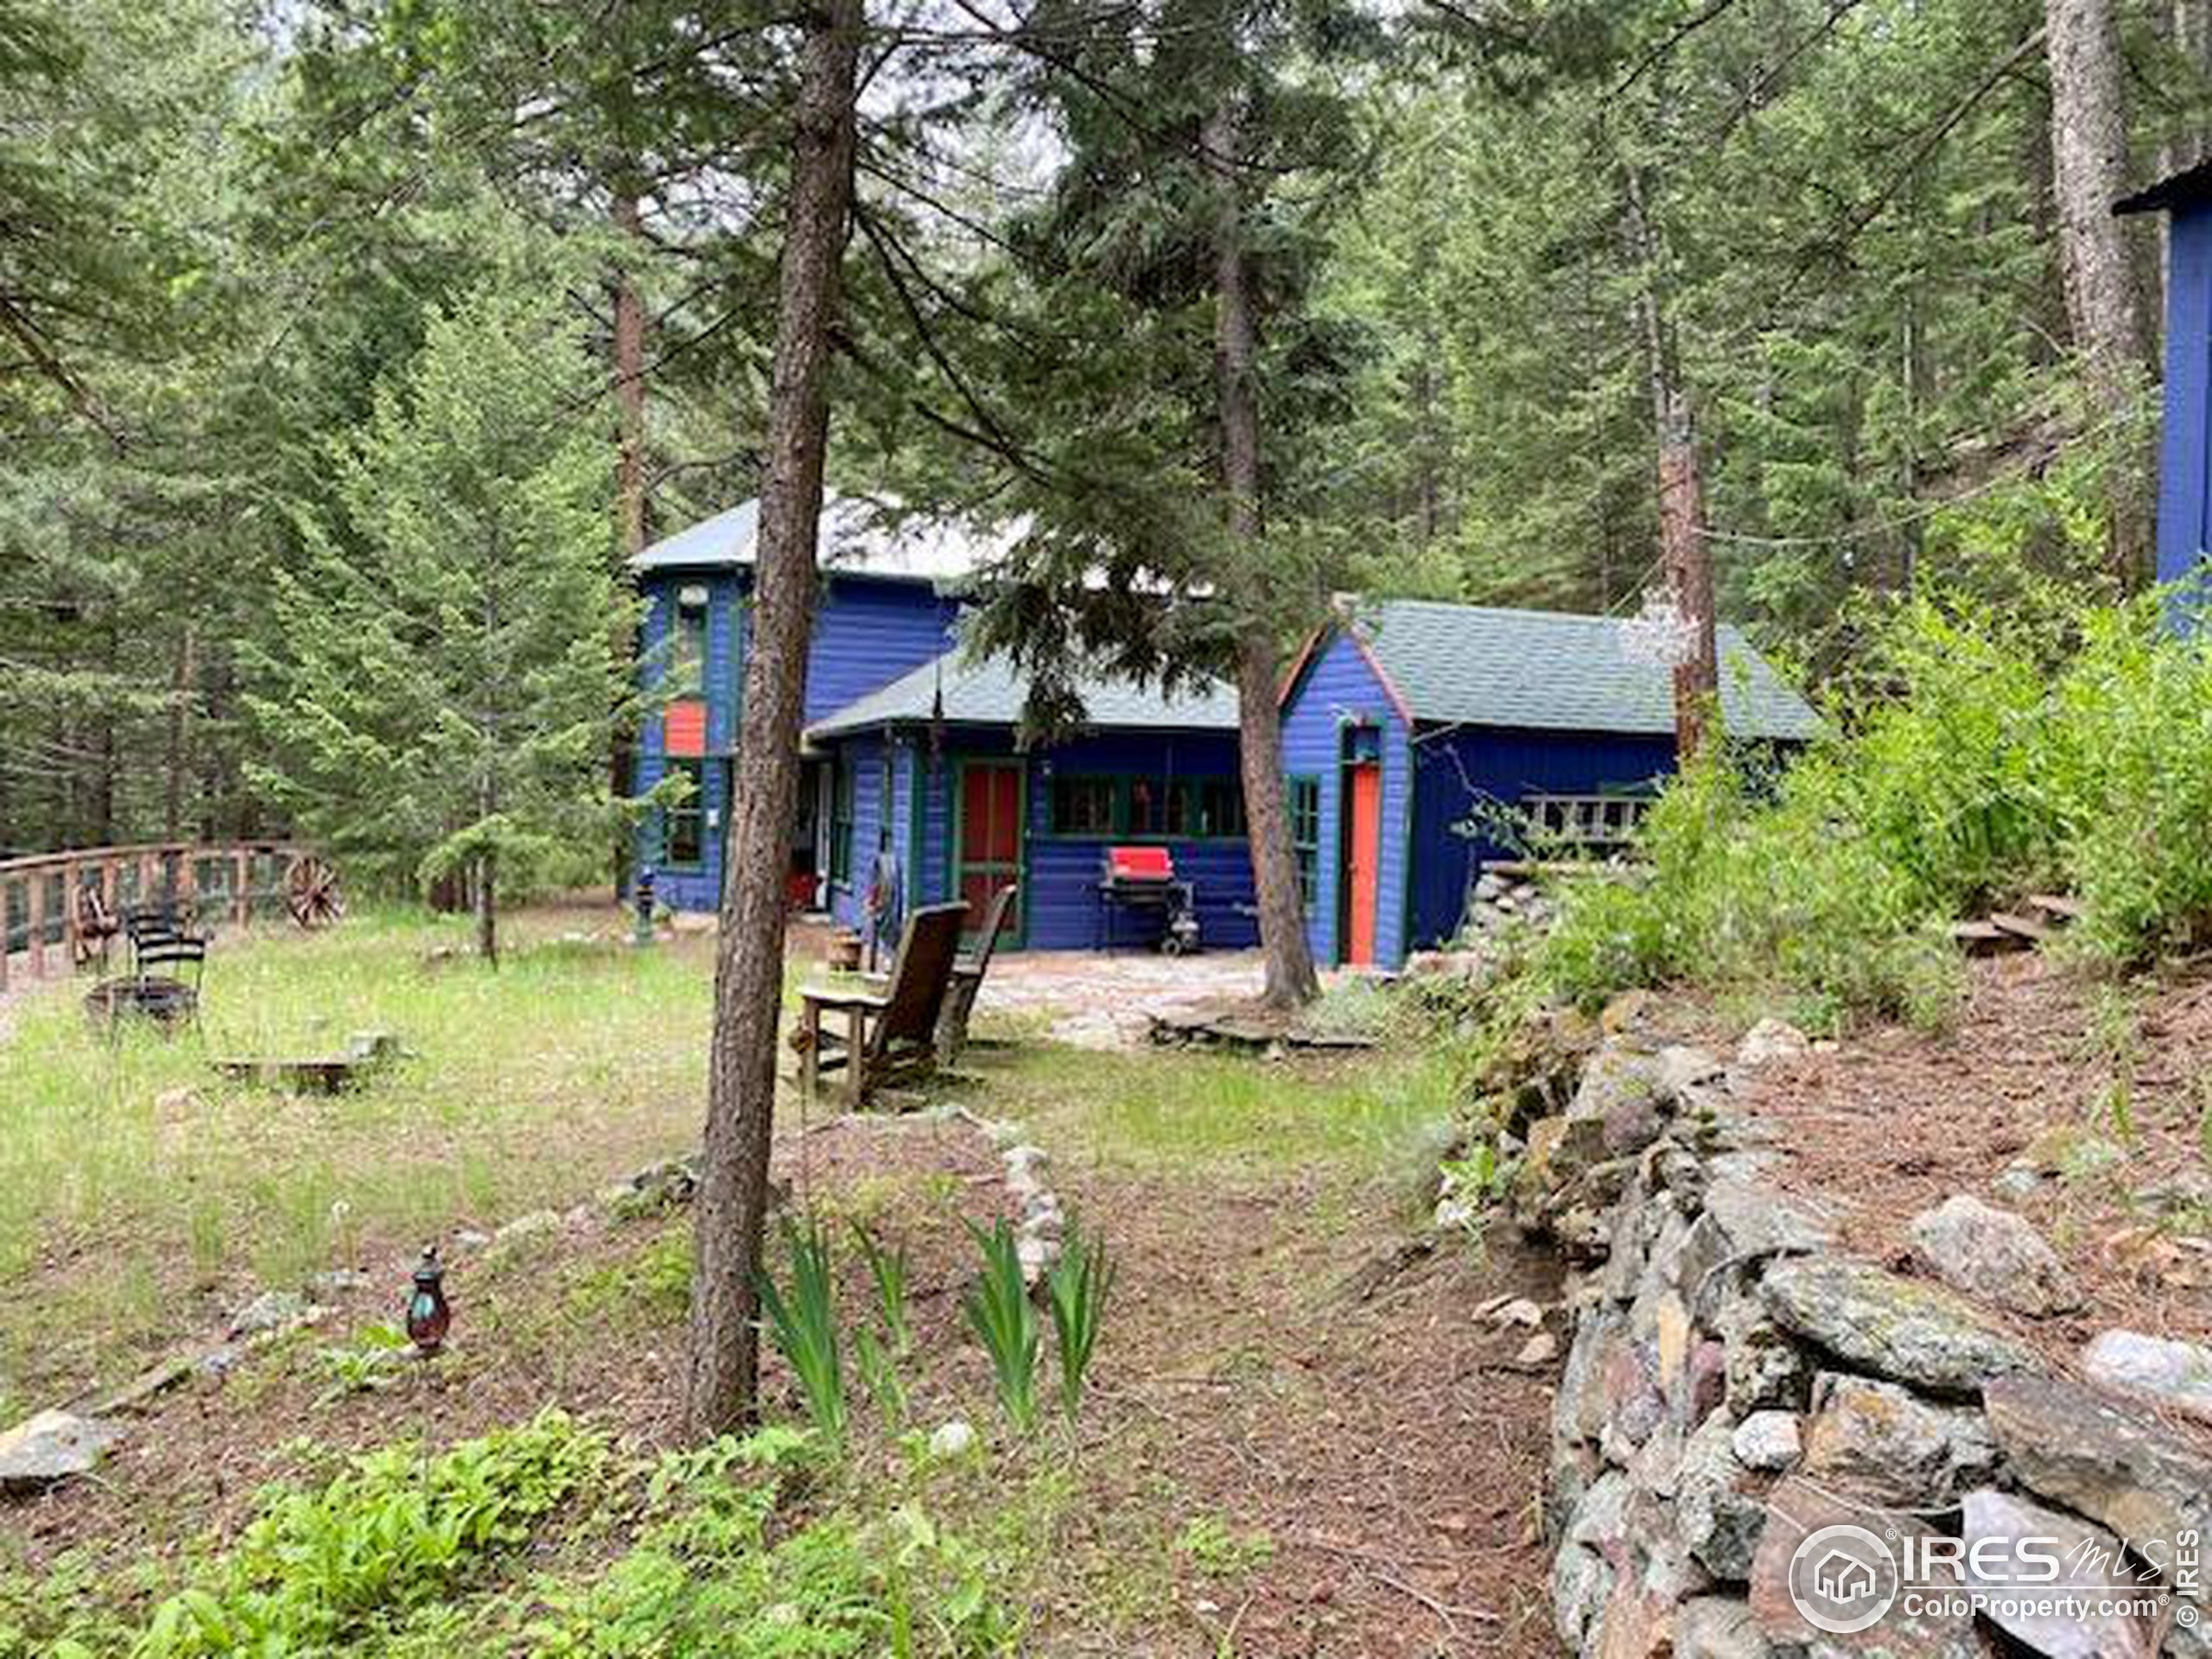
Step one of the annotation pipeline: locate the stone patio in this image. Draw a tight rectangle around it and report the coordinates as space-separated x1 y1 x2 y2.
975 948 1267 1048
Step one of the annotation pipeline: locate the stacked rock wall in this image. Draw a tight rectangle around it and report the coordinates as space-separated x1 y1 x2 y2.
1508 1022 2212 1659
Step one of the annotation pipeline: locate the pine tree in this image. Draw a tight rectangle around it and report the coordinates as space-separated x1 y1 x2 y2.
247 279 633 963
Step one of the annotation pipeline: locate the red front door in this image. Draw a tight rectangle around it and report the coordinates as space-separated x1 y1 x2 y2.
1344 762 1381 966
957 760 1024 944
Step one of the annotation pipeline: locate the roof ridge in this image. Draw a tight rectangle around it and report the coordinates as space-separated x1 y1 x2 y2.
1359 594 1765 641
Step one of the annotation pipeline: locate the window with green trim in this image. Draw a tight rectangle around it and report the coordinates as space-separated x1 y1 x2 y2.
1127 777 1167 836
669 593 708 697
1190 779 1244 838
1288 776 1320 914
664 760 706 868
830 763 855 885
1051 775 1118 835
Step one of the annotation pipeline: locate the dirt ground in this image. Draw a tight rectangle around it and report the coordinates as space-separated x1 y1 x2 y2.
1732 951 2212 1396
24 914 2207 1653
10 1034 1561 1657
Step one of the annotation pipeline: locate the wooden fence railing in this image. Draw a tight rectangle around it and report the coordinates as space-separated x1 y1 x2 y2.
0 840 310 992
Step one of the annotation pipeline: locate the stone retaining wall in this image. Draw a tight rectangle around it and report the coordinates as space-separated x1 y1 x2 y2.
1501 1020 2212 1659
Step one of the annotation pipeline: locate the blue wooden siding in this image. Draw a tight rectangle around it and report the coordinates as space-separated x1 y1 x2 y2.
829 736 887 930
1024 732 1258 950
1279 630 1413 968
915 745 953 906
890 738 922 908
2159 202 2212 604
802 578 960 725
1406 725 1676 949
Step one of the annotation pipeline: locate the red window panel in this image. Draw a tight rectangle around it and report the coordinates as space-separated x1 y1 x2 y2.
664 701 707 759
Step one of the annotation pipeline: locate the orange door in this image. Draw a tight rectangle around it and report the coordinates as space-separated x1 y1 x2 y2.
957 761 1024 944
1344 762 1381 965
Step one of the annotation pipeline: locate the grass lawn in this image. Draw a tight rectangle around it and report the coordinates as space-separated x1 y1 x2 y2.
2 906 1561 1659
0 905 715 1421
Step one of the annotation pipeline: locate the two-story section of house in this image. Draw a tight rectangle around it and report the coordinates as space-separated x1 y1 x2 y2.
631 496 975 912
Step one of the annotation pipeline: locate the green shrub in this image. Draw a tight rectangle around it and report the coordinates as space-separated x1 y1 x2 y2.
526 1431 1017 1657
131 1410 606 1656
1535 589 2212 1025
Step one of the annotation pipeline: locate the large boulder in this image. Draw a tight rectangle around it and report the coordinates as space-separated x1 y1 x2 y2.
0 1409 121 1491
1568 1044 1675 1157
1904 1194 2081 1317
1758 1256 2036 1396
1984 1374 2212 1547
1959 1489 2159 1659
2081 1329 2212 1426
1680 1177 1840 1296
1798 1374 1996 1507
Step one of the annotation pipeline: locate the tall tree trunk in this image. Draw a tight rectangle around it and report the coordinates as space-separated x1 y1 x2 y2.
610 188 650 893
475 849 498 965
1627 169 1718 760
2047 0 2154 588
684 0 861 1440
1206 96 1319 1009
164 626 194 841
613 192 650 567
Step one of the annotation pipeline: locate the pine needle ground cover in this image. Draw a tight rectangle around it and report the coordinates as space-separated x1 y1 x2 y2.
0 906 715 1421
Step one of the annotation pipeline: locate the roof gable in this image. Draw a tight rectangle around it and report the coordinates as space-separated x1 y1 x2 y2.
1310 599 1819 742
632 493 1002 584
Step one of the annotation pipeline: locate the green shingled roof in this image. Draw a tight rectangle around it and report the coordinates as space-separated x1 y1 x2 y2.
807 648 1238 739
1326 599 1821 741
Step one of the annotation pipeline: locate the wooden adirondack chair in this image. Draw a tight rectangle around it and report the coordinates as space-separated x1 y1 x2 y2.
934 881 1017 1065
798 901 966 1108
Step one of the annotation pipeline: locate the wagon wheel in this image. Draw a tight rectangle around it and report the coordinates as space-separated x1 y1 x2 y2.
286 855 345 930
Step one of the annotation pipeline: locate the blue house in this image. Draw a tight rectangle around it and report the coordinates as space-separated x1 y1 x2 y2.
632 496 1258 948
1276 600 1819 969
632 496 968 912
2118 158 2212 600
805 654 1256 950
633 500 1816 968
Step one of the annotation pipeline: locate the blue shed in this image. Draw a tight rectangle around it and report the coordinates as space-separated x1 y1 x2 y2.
806 652 1258 951
2118 159 2212 603
1277 599 1820 969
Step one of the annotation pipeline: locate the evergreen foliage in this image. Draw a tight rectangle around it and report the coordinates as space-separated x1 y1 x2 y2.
245 277 635 956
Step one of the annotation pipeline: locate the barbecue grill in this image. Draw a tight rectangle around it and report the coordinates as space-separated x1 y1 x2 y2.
1096 846 1200 954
